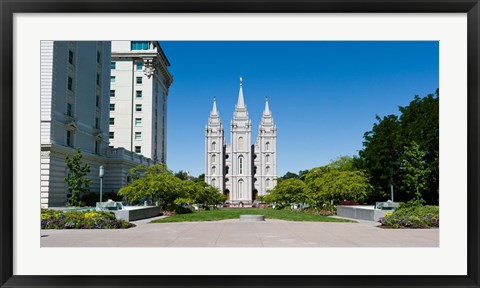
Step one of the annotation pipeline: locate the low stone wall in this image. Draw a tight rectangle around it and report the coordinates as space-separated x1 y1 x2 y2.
112 206 161 222
336 206 389 222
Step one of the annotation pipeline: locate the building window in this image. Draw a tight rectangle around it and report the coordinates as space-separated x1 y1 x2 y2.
238 180 244 199
66 103 72 116
239 156 243 174
136 90 142 98
95 117 99 129
135 132 141 140
96 73 100 85
131 41 149 50
266 178 271 188
110 90 115 97
110 104 115 111
238 137 244 151
66 131 72 146
266 166 270 174
95 95 100 107
68 50 74 65
97 51 101 63
109 117 115 125
109 132 114 139
111 62 116 69
136 62 144 70
135 146 142 153
211 141 216 151
67 76 73 91
266 154 270 163
212 154 216 163
95 141 100 154
135 118 142 126
135 104 142 112
211 178 216 187
136 77 142 84
110 76 115 83
266 142 270 150
212 166 216 174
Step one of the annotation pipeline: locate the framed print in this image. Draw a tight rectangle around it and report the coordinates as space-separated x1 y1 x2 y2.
1 0 479 287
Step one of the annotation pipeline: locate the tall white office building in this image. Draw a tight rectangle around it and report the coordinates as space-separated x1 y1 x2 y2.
109 41 173 163
40 41 156 208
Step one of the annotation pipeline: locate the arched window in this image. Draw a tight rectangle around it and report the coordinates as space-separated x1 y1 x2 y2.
266 154 270 163
238 180 244 199
266 166 270 174
211 178 216 187
239 156 243 174
211 141 216 151
238 137 244 151
265 142 270 150
212 154 216 163
211 166 216 174
266 178 270 188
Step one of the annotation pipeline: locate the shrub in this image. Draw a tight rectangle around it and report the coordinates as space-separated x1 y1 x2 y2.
379 200 438 229
41 209 135 229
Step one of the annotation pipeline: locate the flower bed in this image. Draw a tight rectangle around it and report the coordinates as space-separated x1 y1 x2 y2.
41 209 135 229
378 200 439 229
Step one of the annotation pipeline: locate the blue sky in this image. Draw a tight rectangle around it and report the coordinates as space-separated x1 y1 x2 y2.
161 41 439 177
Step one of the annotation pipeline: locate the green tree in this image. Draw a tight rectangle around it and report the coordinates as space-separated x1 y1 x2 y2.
64 147 92 206
400 142 431 199
358 91 439 204
174 170 191 180
194 173 205 183
119 171 182 210
304 167 372 208
264 178 309 207
399 92 439 204
358 114 402 203
193 181 226 208
327 155 356 171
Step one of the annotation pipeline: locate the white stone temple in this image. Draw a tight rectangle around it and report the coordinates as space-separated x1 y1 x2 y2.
205 78 277 204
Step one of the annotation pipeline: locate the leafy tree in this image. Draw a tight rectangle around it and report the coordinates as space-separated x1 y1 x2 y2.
264 178 309 207
64 147 92 206
298 169 309 181
194 173 205 183
399 92 439 204
359 114 403 203
280 171 299 180
174 170 191 180
400 142 431 199
327 155 356 171
193 181 226 208
119 172 182 210
358 91 439 204
304 167 372 208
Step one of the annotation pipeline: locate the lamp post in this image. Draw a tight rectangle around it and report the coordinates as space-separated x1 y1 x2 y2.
99 165 104 203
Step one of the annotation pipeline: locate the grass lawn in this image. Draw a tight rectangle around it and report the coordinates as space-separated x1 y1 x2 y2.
150 208 356 223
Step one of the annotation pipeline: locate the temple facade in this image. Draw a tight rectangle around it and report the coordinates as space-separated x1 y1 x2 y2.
205 78 277 204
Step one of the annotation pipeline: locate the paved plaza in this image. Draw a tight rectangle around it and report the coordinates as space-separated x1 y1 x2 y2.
41 217 439 247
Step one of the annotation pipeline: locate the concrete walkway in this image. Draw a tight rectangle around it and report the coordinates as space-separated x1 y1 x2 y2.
40 218 438 247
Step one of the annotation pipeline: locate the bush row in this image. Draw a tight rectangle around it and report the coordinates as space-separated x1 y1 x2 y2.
41 209 135 229
379 199 439 229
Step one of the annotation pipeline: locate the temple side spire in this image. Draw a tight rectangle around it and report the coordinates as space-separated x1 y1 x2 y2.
264 96 270 115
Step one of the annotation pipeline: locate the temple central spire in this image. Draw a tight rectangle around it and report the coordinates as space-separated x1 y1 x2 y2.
211 96 218 116
236 76 245 109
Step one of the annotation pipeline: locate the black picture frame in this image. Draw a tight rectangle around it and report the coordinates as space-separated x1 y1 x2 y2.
1 1 479 287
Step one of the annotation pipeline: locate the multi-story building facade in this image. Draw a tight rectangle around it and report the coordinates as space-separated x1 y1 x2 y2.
40 41 168 208
109 41 173 163
205 78 277 204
